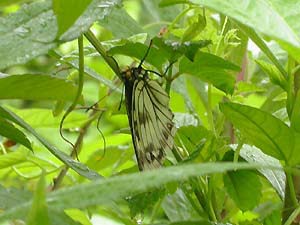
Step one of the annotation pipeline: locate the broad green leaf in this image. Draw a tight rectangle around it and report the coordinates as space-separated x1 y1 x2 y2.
220 103 296 164
108 42 168 70
0 162 274 221
151 37 212 62
53 0 92 37
0 0 119 70
60 0 121 41
235 144 285 199
0 185 31 209
0 106 101 180
0 1 56 70
255 60 287 90
26 173 49 225
127 190 165 217
13 108 87 128
162 189 202 222
224 170 262 211
64 209 92 225
0 118 32 150
180 52 240 94
189 0 300 61
98 8 144 38
0 74 79 101
0 148 28 169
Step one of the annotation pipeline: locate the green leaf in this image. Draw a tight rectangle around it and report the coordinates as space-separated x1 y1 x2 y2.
0 148 28 169
159 0 190 7
0 74 79 101
224 170 262 211
26 173 49 225
291 91 300 132
236 23 287 78
179 52 240 94
0 185 31 210
0 0 119 70
0 162 273 222
60 0 121 41
152 37 212 62
220 103 296 164
64 209 92 225
0 0 27 7
0 118 32 150
236 144 285 199
0 106 101 180
108 42 168 70
162 189 202 222
182 15 206 42
98 7 144 38
53 0 92 37
0 1 57 70
189 0 300 61
255 60 287 90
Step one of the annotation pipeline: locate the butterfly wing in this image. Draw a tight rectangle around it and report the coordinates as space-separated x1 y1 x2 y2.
131 78 176 170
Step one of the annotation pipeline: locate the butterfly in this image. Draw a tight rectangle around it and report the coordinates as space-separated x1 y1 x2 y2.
121 42 176 171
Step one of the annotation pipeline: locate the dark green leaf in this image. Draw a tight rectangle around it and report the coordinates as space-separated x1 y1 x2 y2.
180 52 239 94
152 37 211 62
0 74 79 101
0 118 32 150
220 103 297 164
224 170 262 211
108 42 168 70
53 0 92 37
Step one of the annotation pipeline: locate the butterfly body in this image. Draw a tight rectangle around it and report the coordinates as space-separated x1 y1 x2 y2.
122 66 176 171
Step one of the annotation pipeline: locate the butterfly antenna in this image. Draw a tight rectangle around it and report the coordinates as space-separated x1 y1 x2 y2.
138 39 153 68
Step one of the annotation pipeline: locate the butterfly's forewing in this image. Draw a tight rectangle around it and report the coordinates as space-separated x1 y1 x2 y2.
128 71 176 170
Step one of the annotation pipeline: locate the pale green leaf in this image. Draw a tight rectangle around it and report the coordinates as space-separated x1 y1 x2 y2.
26 173 49 225
220 102 296 164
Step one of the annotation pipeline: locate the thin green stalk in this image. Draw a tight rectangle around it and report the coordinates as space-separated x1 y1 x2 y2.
207 84 216 135
84 29 120 77
284 204 300 225
59 35 85 151
287 172 298 207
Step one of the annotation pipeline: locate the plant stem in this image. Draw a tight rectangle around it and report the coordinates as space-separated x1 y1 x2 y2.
287 172 298 207
284 204 300 225
84 29 121 77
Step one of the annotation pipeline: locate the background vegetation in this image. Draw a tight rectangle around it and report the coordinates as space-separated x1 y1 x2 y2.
0 0 300 224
